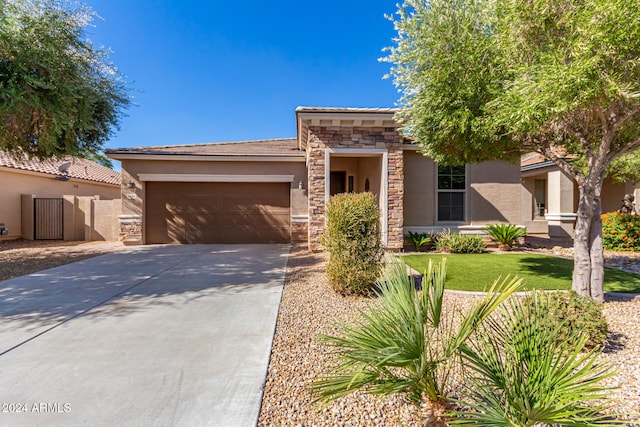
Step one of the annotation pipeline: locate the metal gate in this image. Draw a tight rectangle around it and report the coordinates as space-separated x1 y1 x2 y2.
34 198 64 240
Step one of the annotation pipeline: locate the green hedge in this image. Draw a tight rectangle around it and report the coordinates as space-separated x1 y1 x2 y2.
322 192 383 295
601 212 640 251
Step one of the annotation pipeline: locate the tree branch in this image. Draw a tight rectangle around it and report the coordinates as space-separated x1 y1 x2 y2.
607 136 640 163
539 147 585 187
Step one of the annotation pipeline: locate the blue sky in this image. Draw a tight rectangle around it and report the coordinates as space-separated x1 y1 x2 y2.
86 1 401 151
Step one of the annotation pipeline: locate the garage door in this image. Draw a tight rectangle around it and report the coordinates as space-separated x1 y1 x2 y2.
146 182 290 244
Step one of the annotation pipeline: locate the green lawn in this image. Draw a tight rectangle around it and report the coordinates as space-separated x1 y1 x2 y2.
400 253 640 294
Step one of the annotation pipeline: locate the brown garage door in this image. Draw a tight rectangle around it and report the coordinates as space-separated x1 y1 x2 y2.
146 182 290 244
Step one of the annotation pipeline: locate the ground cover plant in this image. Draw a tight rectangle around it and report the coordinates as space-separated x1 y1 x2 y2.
435 231 485 254
401 254 640 293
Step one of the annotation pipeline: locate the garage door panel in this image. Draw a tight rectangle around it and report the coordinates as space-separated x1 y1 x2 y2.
146 182 290 244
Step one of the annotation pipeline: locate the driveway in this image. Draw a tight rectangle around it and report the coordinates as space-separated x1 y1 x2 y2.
0 244 289 427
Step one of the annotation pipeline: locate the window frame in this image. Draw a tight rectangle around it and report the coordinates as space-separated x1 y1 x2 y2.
436 164 467 223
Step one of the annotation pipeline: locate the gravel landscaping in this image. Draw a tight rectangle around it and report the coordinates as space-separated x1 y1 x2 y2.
258 243 640 426
0 239 125 281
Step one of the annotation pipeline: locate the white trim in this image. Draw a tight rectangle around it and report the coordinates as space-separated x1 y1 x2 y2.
291 215 309 223
137 174 295 183
107 154 305 162
545 213 577 221
118 215 142 224
324 148 389 246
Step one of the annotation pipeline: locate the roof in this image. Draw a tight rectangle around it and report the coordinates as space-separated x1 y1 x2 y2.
106 138 303 158
0 151 121 185
295 106 400 114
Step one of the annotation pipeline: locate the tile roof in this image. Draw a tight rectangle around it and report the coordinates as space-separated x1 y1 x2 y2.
106 138 304 157
0 151 121 185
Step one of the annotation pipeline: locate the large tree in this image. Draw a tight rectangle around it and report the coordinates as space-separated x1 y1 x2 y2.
0 0 129 160
384 0 640 301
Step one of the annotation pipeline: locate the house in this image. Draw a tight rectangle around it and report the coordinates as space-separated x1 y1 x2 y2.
520 153 639 238
106 107 522 250
0 151 121 241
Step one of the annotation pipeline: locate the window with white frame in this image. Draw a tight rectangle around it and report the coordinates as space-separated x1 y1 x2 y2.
437 164 466 222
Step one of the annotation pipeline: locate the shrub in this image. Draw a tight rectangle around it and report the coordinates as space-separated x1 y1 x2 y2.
310 259 523 405
407 231 431 251
322 192 383 295
435 230 485 253
523 290 608 349
453 291 620 426
484 223 527 249
601 212 640 251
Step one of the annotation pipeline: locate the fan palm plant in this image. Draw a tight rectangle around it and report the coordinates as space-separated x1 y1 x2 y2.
310 259 523 405
452 291 623 426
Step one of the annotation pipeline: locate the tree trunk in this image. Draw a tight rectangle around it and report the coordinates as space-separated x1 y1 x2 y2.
572 183 605 302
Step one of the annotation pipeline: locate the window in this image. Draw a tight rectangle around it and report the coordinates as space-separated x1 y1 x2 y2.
437 165 466 222
534 179 546 218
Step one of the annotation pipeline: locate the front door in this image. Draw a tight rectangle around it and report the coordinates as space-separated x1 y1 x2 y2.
330 171 346 196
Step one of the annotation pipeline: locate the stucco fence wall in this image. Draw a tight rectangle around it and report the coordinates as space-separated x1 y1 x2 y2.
16 195 121 242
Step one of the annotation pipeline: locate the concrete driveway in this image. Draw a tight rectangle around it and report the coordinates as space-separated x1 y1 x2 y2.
0 244 289 427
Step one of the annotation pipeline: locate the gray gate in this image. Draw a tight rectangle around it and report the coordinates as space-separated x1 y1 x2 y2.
34 198 64 240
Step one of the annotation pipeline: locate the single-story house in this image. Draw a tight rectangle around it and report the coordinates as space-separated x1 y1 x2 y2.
0 151 121 241
520 152 640 238
107 107 522 250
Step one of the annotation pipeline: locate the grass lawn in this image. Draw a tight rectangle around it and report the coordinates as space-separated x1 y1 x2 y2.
400 253 640 294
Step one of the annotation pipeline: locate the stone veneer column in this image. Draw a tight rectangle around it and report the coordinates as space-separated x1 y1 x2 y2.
305 125 405 251
307 131 326 251
386 148 404 251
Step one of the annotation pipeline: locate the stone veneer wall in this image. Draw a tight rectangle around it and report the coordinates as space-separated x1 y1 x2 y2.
306 125 404 251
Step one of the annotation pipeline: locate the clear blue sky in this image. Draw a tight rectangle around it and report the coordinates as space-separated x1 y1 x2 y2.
86 0 401 151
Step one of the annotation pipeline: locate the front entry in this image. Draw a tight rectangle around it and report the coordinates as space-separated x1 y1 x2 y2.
329 171 346 195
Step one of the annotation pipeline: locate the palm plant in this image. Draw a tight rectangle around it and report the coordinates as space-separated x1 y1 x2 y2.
310 259 523 405
484 224 527 250
452 291 622 426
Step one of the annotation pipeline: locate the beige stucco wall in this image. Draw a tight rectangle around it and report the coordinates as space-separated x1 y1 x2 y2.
467 161 521 225
403 153 521 228
403 151 436 226
0 168 120 240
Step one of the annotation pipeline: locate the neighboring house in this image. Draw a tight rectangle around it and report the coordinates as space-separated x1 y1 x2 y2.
107 107 522 250
520 153 639 238
0 151 121 241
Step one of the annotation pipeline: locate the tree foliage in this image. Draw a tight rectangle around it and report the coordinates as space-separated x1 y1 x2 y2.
0 0 130 160
384 0 640 300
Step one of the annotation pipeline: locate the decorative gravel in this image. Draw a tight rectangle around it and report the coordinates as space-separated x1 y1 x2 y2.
0 240 124 281
258 243 640 426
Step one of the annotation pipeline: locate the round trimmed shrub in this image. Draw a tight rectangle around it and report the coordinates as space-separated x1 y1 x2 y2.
601 212 640 251
322 192 383 295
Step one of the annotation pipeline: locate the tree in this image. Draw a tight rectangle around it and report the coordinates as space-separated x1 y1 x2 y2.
0 0 130 160
384 0 640 301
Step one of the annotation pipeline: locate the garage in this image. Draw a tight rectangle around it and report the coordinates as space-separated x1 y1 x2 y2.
146 182 291 244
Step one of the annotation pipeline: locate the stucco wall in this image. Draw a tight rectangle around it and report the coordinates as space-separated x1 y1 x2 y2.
467 161 521 225
403 154 521 228
0 168 120 240
403 151 436 226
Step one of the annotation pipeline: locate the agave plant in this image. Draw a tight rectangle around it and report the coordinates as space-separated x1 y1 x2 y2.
309 259 523 406
451 291 622 426
484 224 527 250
